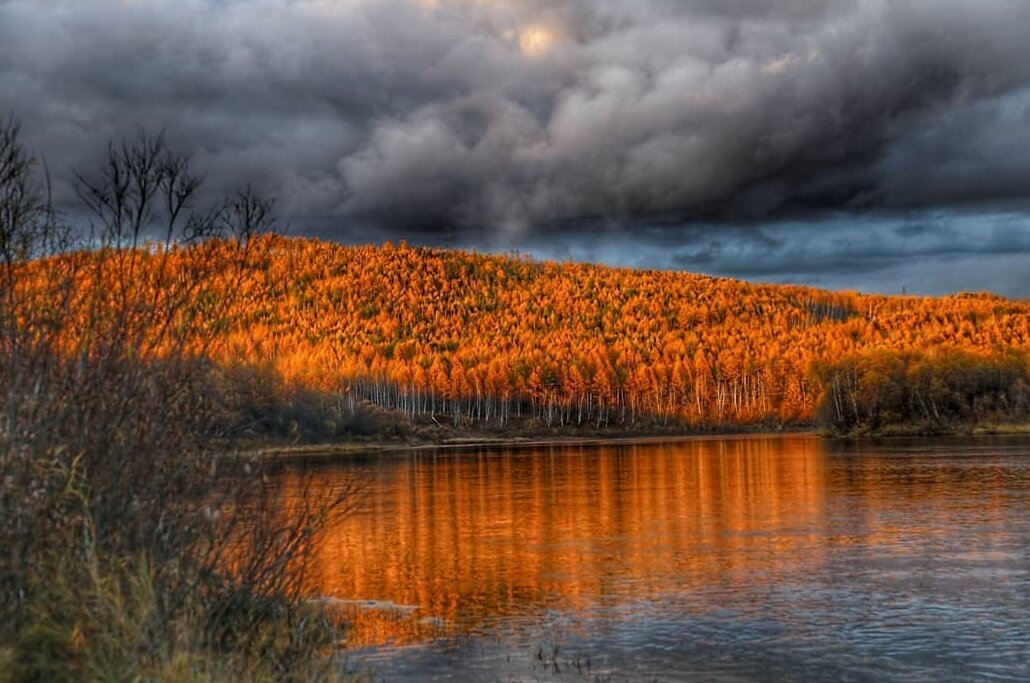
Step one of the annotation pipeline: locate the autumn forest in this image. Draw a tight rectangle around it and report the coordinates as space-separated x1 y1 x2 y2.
20 235 1028 436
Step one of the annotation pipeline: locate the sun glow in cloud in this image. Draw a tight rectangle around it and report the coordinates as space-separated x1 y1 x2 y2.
517 23 556 56
414 0 562 56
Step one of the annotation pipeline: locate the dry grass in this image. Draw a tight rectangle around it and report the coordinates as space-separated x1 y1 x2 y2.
0 119 354 682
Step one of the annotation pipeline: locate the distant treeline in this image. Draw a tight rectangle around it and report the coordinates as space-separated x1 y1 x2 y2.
211 363 707 443
813 349 1030 435
213 362 415 441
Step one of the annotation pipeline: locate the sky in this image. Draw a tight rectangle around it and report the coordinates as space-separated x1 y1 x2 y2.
2 0 1030 296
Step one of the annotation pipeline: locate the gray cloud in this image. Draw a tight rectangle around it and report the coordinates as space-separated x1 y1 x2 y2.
505 213 1030 297
2 0 1030 292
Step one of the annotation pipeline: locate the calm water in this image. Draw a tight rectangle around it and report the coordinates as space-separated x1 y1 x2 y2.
268 435 1030 682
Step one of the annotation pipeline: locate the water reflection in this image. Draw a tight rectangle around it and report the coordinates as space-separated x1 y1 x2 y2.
267 435 1030 681
279 437 825 646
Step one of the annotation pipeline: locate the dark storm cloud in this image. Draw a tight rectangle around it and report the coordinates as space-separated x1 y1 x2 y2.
2 0 1029 293
338 0 1030 232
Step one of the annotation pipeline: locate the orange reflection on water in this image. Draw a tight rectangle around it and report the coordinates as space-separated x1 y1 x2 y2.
274 436 828 647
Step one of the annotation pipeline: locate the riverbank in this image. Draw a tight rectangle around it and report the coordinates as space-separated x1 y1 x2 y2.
246 427 821 459
247 420 1030 458
824 421 1030 439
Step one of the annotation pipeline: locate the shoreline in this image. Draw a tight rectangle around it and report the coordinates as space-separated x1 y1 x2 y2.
241 422 1030 460
246 427 820 459
825 422 1030 440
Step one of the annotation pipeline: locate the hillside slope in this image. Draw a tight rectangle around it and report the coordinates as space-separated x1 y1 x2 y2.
202 237 1029 428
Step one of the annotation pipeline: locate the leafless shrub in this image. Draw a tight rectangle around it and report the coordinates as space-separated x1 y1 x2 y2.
0 117 350 681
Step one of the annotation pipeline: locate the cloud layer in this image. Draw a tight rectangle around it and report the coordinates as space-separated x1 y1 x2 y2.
508 212 1030 297
2 0 1029 292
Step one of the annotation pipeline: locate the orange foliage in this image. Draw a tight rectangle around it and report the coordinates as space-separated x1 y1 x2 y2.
23 236 1030 427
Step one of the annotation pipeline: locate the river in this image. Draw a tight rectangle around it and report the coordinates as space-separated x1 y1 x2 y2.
266 434 1030 682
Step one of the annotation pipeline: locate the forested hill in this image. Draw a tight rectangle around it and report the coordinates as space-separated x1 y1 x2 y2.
23 236 1028 430
196 236 1027 428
